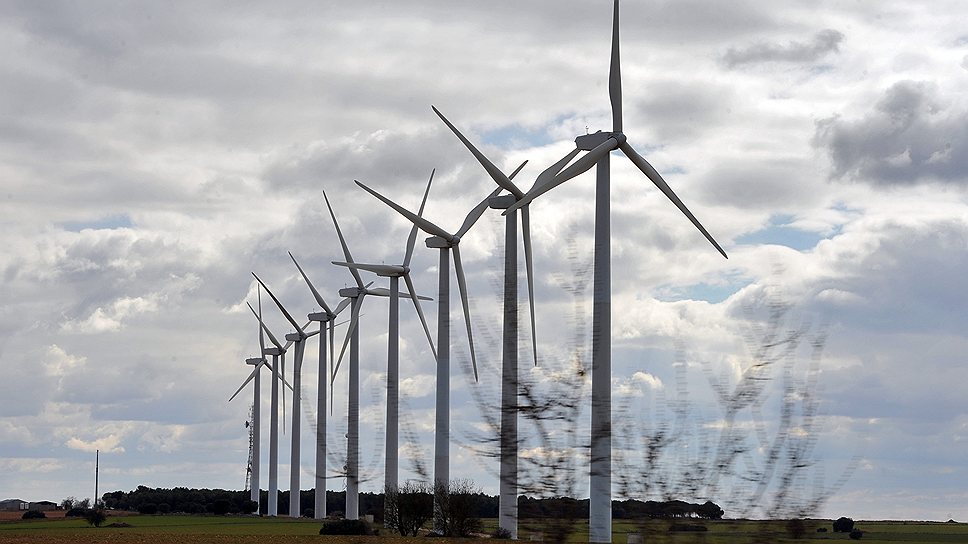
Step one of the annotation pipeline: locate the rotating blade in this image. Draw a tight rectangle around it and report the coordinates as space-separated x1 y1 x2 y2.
505 138 619 215
355 180 454 241
405 169 434 267
252 272 302 335
609 0 622 133
228 365 260 402
290 252 333 315
452 245 478 382
521 205 538 366
433 106 524 199
404 272 437 360
619 140 728 259
247 301 282 350
323 191 364 288
333 261 405 276
532 148 582 193
456 186 503 238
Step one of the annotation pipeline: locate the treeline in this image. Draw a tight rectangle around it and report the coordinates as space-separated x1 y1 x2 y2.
101 486 722 520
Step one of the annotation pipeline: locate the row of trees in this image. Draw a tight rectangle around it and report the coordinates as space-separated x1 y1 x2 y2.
98 484 723 524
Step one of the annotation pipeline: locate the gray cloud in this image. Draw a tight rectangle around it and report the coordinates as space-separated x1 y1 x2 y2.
722 29 844 67
814 80 968 185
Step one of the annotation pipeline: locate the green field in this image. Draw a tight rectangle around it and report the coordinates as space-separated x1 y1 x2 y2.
2 515 966 543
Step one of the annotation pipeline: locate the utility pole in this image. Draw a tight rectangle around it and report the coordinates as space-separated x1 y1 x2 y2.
95 449 99 508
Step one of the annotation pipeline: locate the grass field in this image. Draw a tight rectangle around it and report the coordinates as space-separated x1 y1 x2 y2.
2 514 966 543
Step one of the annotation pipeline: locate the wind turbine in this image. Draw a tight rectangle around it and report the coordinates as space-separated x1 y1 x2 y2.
251 272 320 518
244 298 295 517
322 190 398 521
290 252 352 520
431 106 535 539
227 289 271 511
354 177 500 533
503 2 728 541
332 170 437 516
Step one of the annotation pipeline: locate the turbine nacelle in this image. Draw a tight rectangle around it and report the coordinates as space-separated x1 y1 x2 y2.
575 130 625 150
425 235 456 248
339 286 367 298
307 311 332 322
487 194 517 210
245 358 262 366
264 346 284 356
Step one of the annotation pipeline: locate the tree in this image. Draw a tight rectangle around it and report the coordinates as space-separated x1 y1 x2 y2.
60 497 76 510
834 517 855 532
385 480 433 536
435 478 483 537
84 508 107 527
211 499 231 515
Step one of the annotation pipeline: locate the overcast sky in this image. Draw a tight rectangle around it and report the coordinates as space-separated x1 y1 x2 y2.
2 0 967 522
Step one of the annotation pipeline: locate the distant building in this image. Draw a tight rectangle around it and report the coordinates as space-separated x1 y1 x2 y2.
0 499 29 511
29 501 57 511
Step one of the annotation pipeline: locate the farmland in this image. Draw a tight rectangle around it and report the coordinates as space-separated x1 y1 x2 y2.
2 514 967 544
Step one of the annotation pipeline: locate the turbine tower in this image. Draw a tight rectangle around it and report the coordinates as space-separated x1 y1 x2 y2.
228 291 273 511
252 273 320 518
290 252 351 519
246 298 296 517
354 178 499 533
333 170 437 518
431 106 535 539
323 190 395 521
504 2 728 541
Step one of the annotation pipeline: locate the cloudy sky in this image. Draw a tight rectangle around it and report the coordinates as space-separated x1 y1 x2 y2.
2 0 966 521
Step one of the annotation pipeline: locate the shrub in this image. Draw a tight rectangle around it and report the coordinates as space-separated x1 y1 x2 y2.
817 527 828 533
849 529 864 540
834 517 855 532
21 510 46 520
434 478 482 537
318 519 375 535
65 507 88 517
492 526 513 539
786 518 806 539
241 500 259 514
385 480 434 536
85 508 107 527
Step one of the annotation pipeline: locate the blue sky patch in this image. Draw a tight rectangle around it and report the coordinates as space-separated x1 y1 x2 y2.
60 214 133 232
735 213 826 251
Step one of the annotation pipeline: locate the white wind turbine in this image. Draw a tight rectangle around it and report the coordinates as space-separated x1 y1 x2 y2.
244 298 296 517
251 272 320 518
503 1 728 541
431 106 535 539
331 171 437 512
227 288 272 511
323 190 421 520
289 252 352 519
354 177 500 533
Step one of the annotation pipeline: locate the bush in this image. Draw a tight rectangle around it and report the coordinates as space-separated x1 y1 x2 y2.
817 527 828 533
385 480 434 536
318 519 375 535
434 478 482 537
491 526 513 539
157 503 171 514
849 529 864 540
85 508 107 527
241 500 258 514
834 517 855 532
65 507 88 517
21 510 46 520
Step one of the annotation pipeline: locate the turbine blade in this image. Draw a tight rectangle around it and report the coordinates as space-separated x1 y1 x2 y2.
432 106 525 199
610 0 622 133
456 186 503 238
290 252 333 315
257 288 266 354
333 298 361 382
521 205 539 366
334 297 352 316
355 180 453 240
505 138 619 215
333 261 405 276
247 301 282 349
323 191 364 288
532 148 582 193
252 272 301 334
619 140 728 259
405 169 434 267
281 351 287 430
228 366 259 402
404 272 437 360
452 245 479 382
